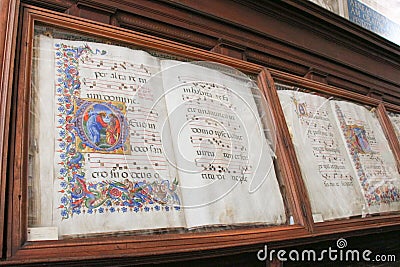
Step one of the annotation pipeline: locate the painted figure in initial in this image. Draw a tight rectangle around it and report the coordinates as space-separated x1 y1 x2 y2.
73 98 129 154
106 113 121 145
84 108 108 145
348 125 372 154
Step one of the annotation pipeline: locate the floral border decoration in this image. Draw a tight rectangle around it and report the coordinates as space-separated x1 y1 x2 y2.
54 42 180 219
334 104 400 207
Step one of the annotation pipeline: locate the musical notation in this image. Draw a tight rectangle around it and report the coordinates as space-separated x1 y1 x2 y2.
185 114 240 131
297 103 356 183
81 56 151 76
87 153 168 171
81 78 153 101
189 136 247 152
194 160 252 175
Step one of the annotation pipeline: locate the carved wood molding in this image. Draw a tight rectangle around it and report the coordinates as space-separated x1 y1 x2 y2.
20 0 400 106
0 0 20 259
21 0 74 12
116 11 217 49
164 0 400 102
1 3 400 264
246 50 308 76
210 39 247 60
304 68 329 84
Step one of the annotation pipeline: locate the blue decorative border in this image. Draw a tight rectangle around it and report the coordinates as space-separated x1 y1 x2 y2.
334 103 400 207
54 42 180 219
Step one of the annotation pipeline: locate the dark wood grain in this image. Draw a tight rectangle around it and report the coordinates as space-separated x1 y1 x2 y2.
2 1 400 265
0 0 20 259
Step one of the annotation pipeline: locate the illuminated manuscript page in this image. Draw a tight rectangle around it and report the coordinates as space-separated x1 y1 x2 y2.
34 36 287 238
161 61 286 227
332 100 400 214
36 36 185 237
278 89 365 221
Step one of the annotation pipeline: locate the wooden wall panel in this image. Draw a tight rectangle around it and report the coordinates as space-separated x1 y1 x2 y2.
0 0 19 259
2 0 400 265
22 0 400 106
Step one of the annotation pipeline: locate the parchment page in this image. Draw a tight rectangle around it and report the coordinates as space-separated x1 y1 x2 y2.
35 36 185 237
277 89 365 221
160 60 286 228
332 100 400 213
31 34 56 227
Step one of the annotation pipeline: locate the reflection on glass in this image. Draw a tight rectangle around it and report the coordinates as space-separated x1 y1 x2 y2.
28 25 287 240
277 84 400 222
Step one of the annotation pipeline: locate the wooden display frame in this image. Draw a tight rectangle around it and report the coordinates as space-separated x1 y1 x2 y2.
263 69 400 235
2 4 400 265
5 5 310 264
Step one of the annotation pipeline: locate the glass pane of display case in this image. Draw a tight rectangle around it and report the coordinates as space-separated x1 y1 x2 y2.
275 83 400 222
27 24 289 240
